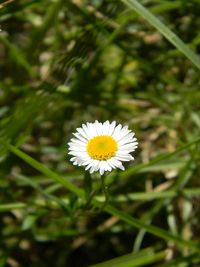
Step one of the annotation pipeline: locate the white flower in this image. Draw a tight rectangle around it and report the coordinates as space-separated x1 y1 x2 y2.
68 120 138 175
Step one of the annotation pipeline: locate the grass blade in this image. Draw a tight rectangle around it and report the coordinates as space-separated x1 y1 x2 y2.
103 204 199 249
89 248 166 267
121 0 200 70
5 143 84 198
0 203 26 212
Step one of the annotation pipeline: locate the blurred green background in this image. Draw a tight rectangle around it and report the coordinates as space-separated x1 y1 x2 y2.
0 0 200 266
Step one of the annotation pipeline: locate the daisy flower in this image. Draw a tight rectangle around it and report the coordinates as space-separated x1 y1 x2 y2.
68 120 138 175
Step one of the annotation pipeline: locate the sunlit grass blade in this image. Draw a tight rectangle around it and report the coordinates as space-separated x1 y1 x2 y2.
89 248 166 267
121 0 200 70
96 188 200 203
0 203 26 212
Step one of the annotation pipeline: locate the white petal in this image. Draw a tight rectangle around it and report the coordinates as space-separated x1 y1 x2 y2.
119 143 138 151
87 122 97 137
68 147 86 151
118 132 135 143
81 159 93 166
101 161 110 172
115 154 134 162
82 123 92 138
118 137 137 146
105 161 112 172
108 121 116 135
117 126 131 139
118 164 125 171
72 147 87 153
68 143 86 149
112 124 123 140
90 160 101 173
107 159 117 169
99 165 105 175
76 129 89 140
85 159 98 172
72 133 88 143
102 120 110 135
69 138 86 146
68 151 88 157
109 157 122 168
96 122 103 135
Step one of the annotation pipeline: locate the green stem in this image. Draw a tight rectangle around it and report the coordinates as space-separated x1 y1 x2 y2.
100 174 109 209
84 171 92 199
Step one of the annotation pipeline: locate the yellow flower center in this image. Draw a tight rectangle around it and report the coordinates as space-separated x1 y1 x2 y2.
87 135 118 160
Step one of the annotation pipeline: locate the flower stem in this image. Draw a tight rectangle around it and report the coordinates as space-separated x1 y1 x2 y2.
100 173 109 209
84 171 92 199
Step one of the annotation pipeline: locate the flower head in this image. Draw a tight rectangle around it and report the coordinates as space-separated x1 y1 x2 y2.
68 120 138 175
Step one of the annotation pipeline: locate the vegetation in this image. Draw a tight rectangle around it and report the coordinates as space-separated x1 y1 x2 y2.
1 0 200 266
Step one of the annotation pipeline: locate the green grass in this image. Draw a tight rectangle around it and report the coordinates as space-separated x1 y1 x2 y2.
1 0 200 266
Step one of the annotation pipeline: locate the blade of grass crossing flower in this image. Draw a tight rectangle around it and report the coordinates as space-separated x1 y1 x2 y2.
13 172 71 214
120 0 200 70
6 143 84 199
6 143 200 250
